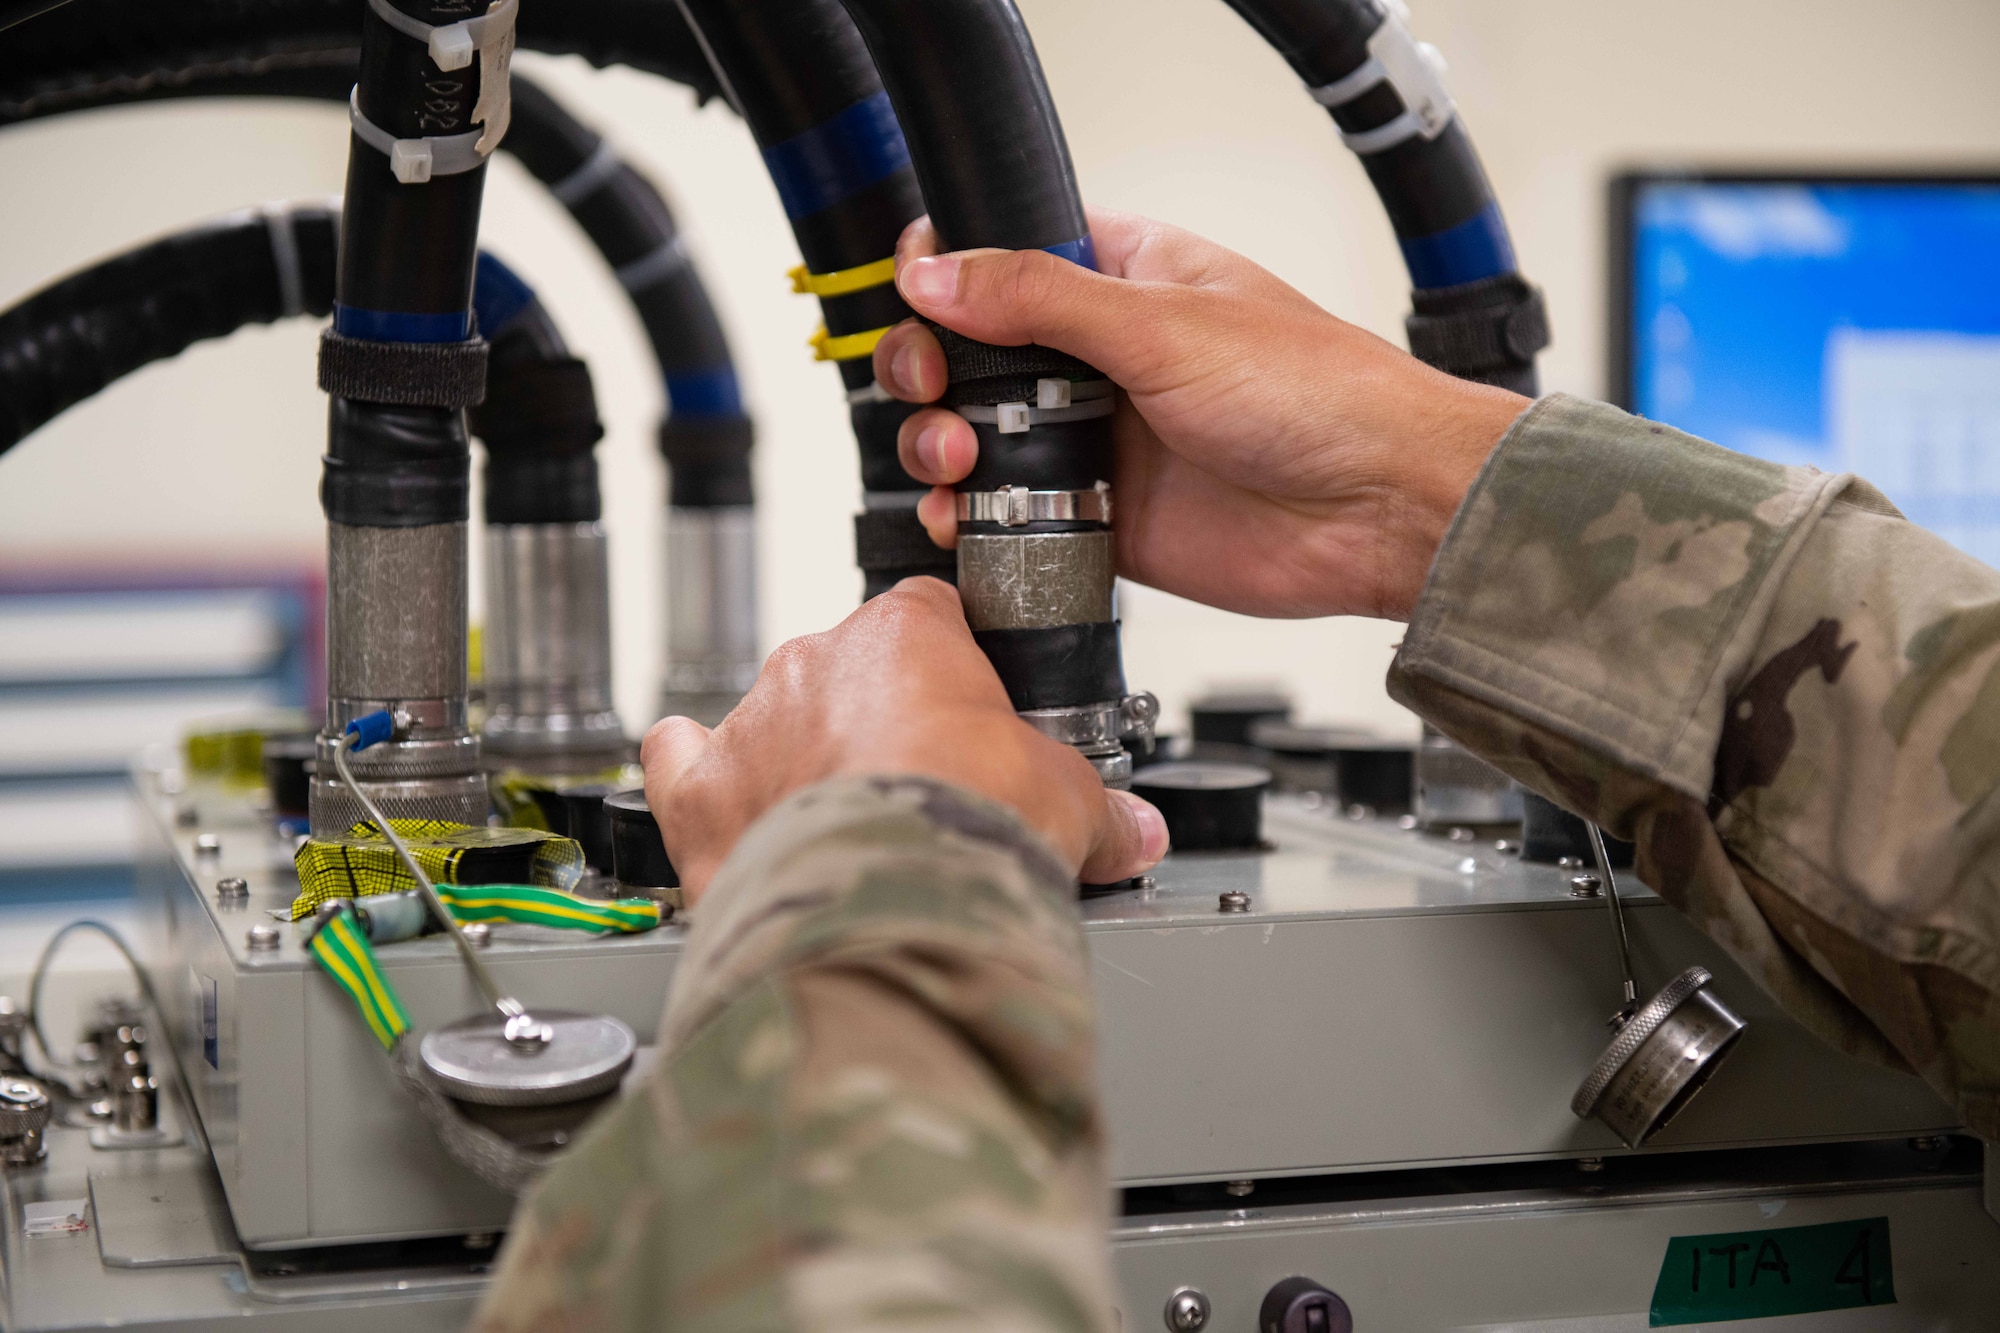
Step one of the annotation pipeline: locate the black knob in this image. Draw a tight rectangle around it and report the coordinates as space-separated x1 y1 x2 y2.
1259 1277 1352 1333
1131 761 1270 851
605 789 677 892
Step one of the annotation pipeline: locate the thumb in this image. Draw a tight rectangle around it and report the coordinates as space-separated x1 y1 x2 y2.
896 246 1160 379
1077 788 1170 885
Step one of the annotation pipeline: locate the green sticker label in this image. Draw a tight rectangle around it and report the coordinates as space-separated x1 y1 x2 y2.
1650 1216 1894 1325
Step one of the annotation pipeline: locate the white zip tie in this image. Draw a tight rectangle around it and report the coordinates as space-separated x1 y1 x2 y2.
361 0 518 180
1304 11 1455 157
846 381 895 406
614 237 689 293
550 140 622 207
264 206 304 318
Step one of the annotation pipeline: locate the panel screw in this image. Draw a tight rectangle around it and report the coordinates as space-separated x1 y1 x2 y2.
1576 1156 1605 1173
215 877 249 903
1217 890 1251 914
1448 826 1475 842
1569 873 1604 899
1494 839 1520 854
1345 804 1373 821
1224 1179 1255 1197
193 833 222 858
1396 814 1420 830
1164 1287 1211 1333
246 924 281 952
1909 1136 1942 1152
1557 855 1584 870
1132 875 1157 893
461 923 492 949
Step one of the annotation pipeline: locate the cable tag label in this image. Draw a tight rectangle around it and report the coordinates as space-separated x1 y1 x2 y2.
1649 1216 1895 1325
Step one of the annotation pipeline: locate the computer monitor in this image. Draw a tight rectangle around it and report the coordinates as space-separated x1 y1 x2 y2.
1610 171 2000 567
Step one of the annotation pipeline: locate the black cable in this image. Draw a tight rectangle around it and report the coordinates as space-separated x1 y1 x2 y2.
1216 0 1547 393
675 0 943 591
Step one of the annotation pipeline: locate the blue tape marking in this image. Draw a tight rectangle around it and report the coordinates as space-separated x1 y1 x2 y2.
344 710 396 751
761 91 913 221
332 304 473 343
471 253 537 339
1044 235 1098 272
665 368 744 419
1398 201 1517 289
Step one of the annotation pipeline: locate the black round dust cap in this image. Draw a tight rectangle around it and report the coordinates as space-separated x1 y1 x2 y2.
1131 761 1271 851
1189 691 1291 747
558 785 619 875
605 789 676 890
261 732 316 819
1331 740 1415 814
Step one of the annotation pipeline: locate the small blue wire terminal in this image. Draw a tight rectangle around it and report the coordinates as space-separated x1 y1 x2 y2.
344 710 397 752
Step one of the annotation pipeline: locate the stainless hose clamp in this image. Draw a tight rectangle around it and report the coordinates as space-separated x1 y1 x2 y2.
958 481 1112 527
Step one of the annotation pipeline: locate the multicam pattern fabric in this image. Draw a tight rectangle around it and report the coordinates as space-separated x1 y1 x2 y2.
1392 393 2000 1137
473 776 1118 1333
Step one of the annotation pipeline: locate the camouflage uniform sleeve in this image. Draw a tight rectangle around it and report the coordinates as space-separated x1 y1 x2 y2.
472 775 1118 1333
1389 392 2000 1137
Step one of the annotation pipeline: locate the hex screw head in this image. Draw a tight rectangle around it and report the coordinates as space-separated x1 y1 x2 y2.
215 877 249 903
246 924 282 952
1224 1179 1255 1197
193 833 222 858
461 923 492 949
1164 1287 1211 1333
1569 873 1604 899
1217 890 1251 914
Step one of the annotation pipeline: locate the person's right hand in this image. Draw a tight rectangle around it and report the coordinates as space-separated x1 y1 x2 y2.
873 208 1530 622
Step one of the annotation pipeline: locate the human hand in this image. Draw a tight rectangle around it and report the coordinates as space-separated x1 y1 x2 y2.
639 578 1168 902
873 208 1530 621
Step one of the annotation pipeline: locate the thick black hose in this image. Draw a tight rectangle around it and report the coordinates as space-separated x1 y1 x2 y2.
1217 0 1545 393
676 0 945 591
0 33 752 509
0 0 722 121
832 0 1125 710
0 207 337 455
469 253 604 526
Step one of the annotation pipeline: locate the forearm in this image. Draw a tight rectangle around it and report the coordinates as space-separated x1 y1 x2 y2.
476 776 1118 1333
1391 394 2000 1136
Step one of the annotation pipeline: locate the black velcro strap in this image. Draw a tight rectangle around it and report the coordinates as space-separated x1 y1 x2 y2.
854 508 955 575
318 329 489 409
1404 280 1549 376
928 323 1097 406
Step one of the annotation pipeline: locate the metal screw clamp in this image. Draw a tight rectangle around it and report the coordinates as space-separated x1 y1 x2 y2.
957 481 1113 527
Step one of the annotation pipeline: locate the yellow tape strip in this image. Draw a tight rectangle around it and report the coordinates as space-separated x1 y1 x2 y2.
788 256 897 298
808 323 892 363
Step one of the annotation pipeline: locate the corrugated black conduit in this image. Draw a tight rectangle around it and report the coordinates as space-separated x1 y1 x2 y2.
1218 0 1547 394
675 0 945 597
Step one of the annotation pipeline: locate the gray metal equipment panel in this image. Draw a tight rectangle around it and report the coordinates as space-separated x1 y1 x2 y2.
1084 803 1956 1183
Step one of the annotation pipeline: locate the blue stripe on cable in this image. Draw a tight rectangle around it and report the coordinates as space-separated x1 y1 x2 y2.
1044 235 1098 272
1397 201 1517 290
471 253 536 339
332 304 473 343
665 368 744 419
760 91 913 221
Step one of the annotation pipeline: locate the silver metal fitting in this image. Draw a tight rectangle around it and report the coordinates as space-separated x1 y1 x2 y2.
0 1078 51 1166
660 506 759 726
1020 693 1159 790
461 922 493 950
957 482 1112 527
246 923 282 952
483 522 627 771
193 833 222 858
215 876 249 903
113 1071 160 1135
1569 873 1604 898
1218 890 1252 914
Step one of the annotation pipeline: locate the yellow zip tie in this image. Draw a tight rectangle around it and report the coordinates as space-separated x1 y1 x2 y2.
788 255 897 298
808 323 892 363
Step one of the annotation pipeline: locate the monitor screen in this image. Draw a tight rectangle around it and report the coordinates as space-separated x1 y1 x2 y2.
1614 174 2000 566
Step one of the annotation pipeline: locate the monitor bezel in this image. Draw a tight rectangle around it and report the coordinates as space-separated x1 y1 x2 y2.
1606 167 2000 414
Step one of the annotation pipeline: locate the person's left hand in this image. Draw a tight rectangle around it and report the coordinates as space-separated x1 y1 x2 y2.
640 577 1168 901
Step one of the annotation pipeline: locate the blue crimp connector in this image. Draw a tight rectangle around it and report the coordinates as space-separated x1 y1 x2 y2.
344 710 397 752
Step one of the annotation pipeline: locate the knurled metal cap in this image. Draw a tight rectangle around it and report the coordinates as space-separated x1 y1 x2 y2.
420 1011 635 1107
1571 966 1713 1117
0 1078 52 1134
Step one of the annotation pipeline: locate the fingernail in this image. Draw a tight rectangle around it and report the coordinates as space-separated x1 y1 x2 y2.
899 254 961 309
916 424 949 475
890 339 924 396
1116 791 1170 865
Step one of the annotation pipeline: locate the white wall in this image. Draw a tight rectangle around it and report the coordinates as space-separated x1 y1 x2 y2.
3 0 1996 740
